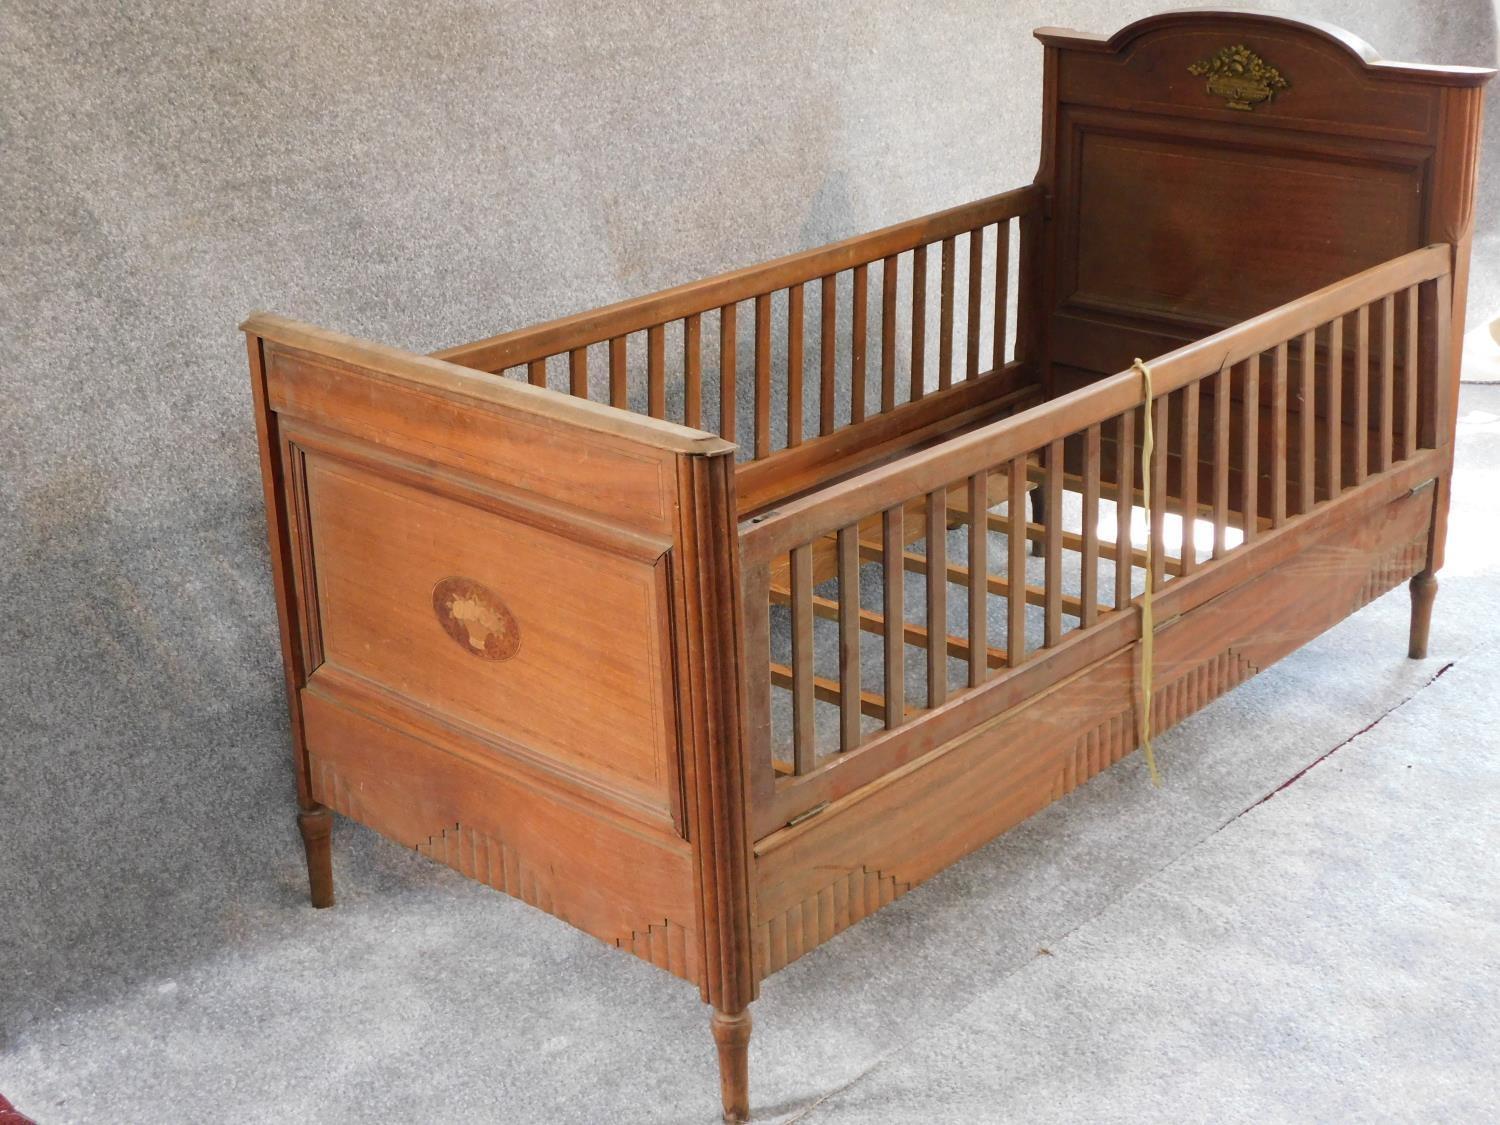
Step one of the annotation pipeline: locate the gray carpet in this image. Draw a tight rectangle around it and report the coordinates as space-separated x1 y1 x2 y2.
5 2 1500 1121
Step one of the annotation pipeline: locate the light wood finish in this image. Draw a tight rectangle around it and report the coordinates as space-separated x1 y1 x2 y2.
245 16 1487 1121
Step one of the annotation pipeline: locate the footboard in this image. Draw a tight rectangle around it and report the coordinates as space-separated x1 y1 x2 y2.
741 244 1453 975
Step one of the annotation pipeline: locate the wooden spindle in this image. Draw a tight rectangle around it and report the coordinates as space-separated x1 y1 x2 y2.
938 237 955 390
911 245 927 401
1354 304 1369 485
966 230 983 380
967 472 988 687
837 525 861 753
1180 381 1200 573
1151 396 1168 585
1379 293 1395 471
1299 329 1315 513
1045 437 1065 645
786 284 803 446
569 345 588 399
1117 408 1137 603
883 505 905 730
926 488 948 706
647 325 665 419
790 544 816 775
720 304 737 443
527 358 546 387
1403 284 1419 459
1008 456 1028 665
1271 341 1288 527
684 314 702 429
1081 423 1101 623
820 275 837 435
1241 355 1260 542
609 335 628 409
1327 315 1343 497
881 256 898 413
754 294 771 458
992 221 1010 372
1213 365 1230 557
851 264 868 424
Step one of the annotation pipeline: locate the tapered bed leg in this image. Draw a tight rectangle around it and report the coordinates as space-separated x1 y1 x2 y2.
1408 570 1438 659
297 805 335 908
711 1006 752 1123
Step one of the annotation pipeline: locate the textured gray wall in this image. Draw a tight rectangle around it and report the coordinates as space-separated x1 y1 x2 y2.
2 0 1494 1032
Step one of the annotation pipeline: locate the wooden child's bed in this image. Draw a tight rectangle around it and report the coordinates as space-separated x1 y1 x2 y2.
243 12 1491 1120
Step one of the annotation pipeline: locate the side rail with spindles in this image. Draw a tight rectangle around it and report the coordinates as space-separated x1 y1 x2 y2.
432 186 1045 511
740 244 1454 839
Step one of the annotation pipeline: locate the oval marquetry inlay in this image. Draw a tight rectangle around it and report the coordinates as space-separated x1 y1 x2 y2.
431 576 521 661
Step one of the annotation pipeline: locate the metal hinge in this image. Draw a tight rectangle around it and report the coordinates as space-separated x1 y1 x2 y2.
785 801 829 829
1408 478 1436 498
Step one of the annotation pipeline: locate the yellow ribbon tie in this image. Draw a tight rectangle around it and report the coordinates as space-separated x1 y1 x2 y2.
1132 358 1161 787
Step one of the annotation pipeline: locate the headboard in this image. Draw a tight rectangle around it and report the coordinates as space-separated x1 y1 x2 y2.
1033 10 1492 390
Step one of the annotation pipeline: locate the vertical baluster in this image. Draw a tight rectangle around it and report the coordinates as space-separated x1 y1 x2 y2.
992 221 1010 373
938 236 956 390
881 256 898 413
883 505 905 730
754 294 771 458
968 471 988 687
1008 456 1028 665
1379 293 1395 471
1327 316 1343 498
820 275 837 435
569 345 588 399
1213 366 1229 557
647 325 665 419
837 526 861 752
911 245 927 401
1081 423 1101 623
1045 437 1064 645
527 358 546 387
609 335 628 409
790 544 816 775
1117 407 1138 603
1151 395 1169 585
966 230 983 379
1241 355 1260 542
786 284 803 446
1299 329 1315 513
1271 341 1288 527
684 314 702 429
1354 305 1369 484
1181 381 1200 574
720 304 737 443
926 488 948 706
1403 284 1419 459
851 264 868 424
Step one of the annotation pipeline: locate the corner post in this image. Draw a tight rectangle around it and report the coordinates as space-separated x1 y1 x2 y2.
672 447 757 1122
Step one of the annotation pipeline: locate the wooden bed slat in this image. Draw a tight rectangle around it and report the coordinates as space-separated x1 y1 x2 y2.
1271 341 1288 527
1354 304 1369 485
770 663 885 723
926 489 948 706
821 276 837 436
754 294 772 458
1379 293 1395 471
1328 315 1344 497
881 256 898 413
786 285 804 447
1081 422 1102 621
568 345 588 399
1299 329 1315 514
993 221 1010 373
1117 407 1137 601
1241 355 1260 542
939 236 956 390
837 525 862 753
610 334 628 410
1008 455 1027 665
1212 366 1229 558
527 358 546 387
882 504 906 729
769 582 1006 666
911 244 927 401
852 264 869 425
720 303 738 443
647 324 665 420
1044 437 1064 645
1180 381 1200 573
790 544 815 775
1150 396 1168 586
966 231 983 381
1403 284 1419 460
968 471 989 686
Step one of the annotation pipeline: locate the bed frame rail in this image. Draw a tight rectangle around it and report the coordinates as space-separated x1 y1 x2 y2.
741 243 1452 839
433 186 1046 513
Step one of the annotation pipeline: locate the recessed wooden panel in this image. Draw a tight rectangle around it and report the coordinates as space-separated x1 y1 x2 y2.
1070 127 1423 326
302 451 678 814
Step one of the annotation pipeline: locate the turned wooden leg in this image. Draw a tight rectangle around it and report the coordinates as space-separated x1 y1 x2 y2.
711 1006 752 1123
1408 570 1438 659
297 805 335 908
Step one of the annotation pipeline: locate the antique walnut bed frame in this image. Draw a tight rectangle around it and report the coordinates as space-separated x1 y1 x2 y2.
244 13 1491 1121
